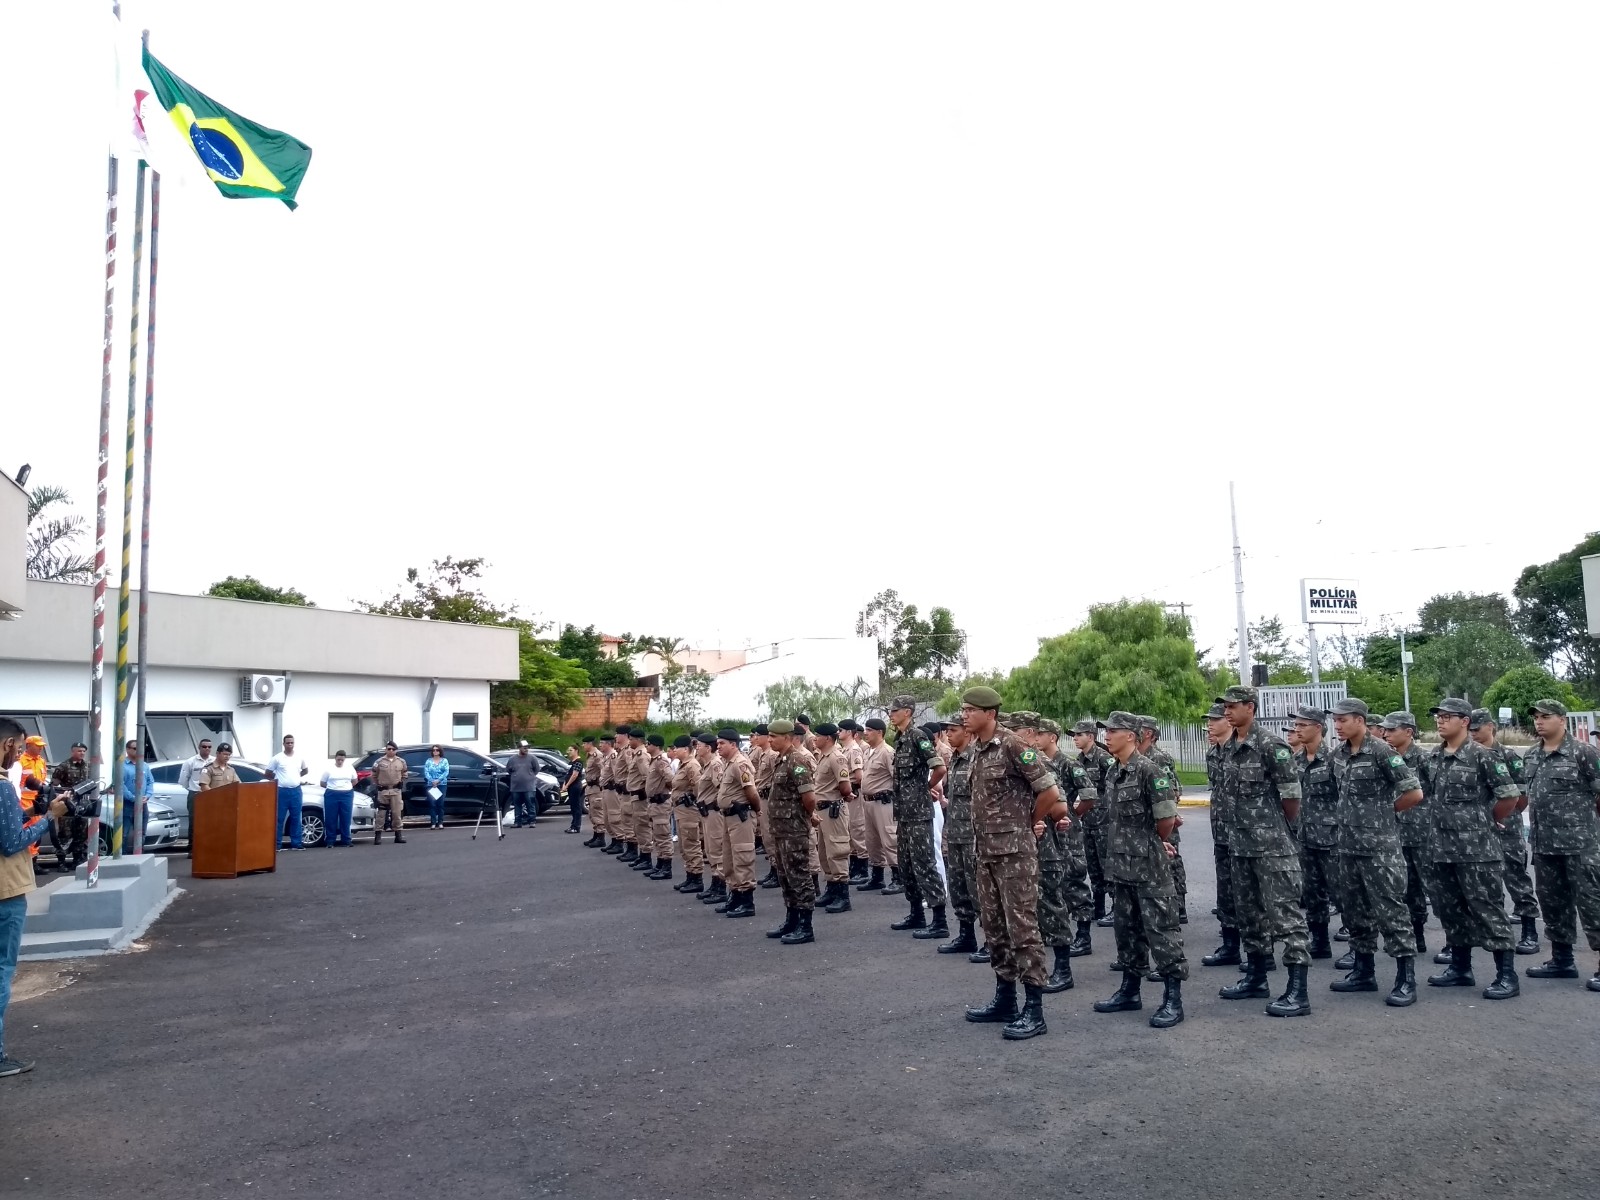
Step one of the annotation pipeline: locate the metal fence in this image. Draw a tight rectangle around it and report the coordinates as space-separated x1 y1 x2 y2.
1152 683 1350 776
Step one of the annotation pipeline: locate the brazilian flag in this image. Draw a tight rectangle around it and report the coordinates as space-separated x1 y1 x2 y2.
141 48 312 210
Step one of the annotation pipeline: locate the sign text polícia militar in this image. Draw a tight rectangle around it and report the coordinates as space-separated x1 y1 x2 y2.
1300 578 1361 624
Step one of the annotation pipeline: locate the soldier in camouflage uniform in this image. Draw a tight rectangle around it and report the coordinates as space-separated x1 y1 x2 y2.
763 720 820 945
1291 706 1340 961
1327 698 1425 1006
1469 709 1541 956
1009 714 1073 991
888 694 949 940
1137 717 1187 922
1072 719 1114 925
1217 686 1311 1018
1521 699 1600 990
1423 698 1523 1000
937 716 981 955
958 686 1067 1041
1200 703 1242 967
1091 712 1187 1029
1381 711 1437 958
1037 718 1097 987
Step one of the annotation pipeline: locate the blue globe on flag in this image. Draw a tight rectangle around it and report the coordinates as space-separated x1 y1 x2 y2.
189 124 245 180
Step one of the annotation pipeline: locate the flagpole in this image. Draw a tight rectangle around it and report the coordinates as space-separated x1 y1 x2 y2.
112 158 145 857
133 116 160 856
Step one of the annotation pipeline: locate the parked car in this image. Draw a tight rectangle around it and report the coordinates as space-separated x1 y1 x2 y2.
143 760 375 848
91 793 181 854
351 745 531 819
488 749 568 813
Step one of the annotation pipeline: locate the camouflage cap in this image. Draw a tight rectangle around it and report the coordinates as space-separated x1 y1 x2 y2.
1290 705 1327 724
1530 698 1569 718
1206 703 1226 720
961 685 1003 710
1330 697 1369 717
1429 697 1472 718
888 694 918 712
1381 711 1419 731
1099 711 1140 732
767 718 797 735
1218 686 1257 705
1468 708 1494 730
1134 715 1158 732
1011 710 1041 730
1070 718 1099 735
1037 717 1062 737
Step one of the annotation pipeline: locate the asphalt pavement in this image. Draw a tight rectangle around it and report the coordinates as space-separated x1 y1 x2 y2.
8 811 1600 1200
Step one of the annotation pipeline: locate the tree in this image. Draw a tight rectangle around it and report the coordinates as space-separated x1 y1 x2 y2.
1514 533 1600 696
1418 591 1515 636
756 676 864 724
1005 600 1211 722
358 556 510 624
495 629 591 725
25 485 93 583
205 575 314 606
1482 666 1584 727
935 670 1008 717
855 589 968 691
1413 622 1534 703
555 623 637 688
1321 666 1439 727
660 664 713 725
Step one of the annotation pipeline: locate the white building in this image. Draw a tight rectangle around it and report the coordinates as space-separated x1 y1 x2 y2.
0 581 519 769
649 636 880 722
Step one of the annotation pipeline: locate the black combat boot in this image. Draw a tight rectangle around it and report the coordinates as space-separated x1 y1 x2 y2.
582 832 602 847
648 858 673 880
966 975 1019 1023
1329 951 1378 993
1068 920 1093 958
848 856 869 885
1150 977 1184 1028
1002 985 1047 1040
1516 916 1540 956
858 865 885 892
1413 920 1428 957
1092 890 1106 923
767 906 799 939
1178 905 1188 925
824 884 852 914
812 881 836 910
1525 941 1579 979
700 878 727 905
1386 956 1417 1007
1094 972 1142 1013
1219 953 1272 1000
632 850 657 871
1433 945 1452 964
913 905 949 940
725 888 755 918
1308 922 1332 960
1484 949 1520 1000
781 909 815 945
676 872 704 894
1202 927 1241 968
603 838 625 854
1333 924 1350 942
1334 947 1357 972
1589 958 1600 992
1266 963 1311 1017
371 829 382 846
759 866 780 889
891 900 928 931
938 921 978 954
969 943 991 964
618 841 639 864
1427 945 1475 987
1096 904 1116 929
881 867 905 896
392 829 407 844
713 885 736 914
1043 946 1074 993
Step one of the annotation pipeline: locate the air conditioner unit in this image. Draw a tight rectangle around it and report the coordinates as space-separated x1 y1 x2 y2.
240 674 287 706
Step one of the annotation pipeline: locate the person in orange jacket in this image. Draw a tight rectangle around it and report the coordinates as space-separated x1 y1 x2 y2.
16 738 48 874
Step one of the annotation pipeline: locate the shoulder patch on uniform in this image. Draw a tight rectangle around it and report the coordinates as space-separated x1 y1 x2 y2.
1274 747 1290 761
794 765 807 776
1389 756 1404 769
918 739 932 752
1019 748 1037 765
1494 762 1508 775
1153 776 1170 789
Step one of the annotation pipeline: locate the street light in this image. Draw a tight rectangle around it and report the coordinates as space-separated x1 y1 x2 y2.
604 687 614 727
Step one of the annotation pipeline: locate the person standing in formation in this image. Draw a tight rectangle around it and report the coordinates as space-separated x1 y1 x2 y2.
1136 717 1187 924
581 735 604 842
1469 709 1541 956
1520 699 1600 990
837 719 870 885
1034 716 1097 988
1292 706 1339 962
369 742 408 845
641 735 674 879
937 714 981 956
266 735 310 850
764 720 820 944
713 729 761 918
1199 703 1241 969
1071 719 1114 931
696 734 728 906
858 718 900 895
626 726 653 867
596 733 622 851
178 738 213 864
809 724 855 914
1381 712 1437 959
669 736 704 893
888 695 948 940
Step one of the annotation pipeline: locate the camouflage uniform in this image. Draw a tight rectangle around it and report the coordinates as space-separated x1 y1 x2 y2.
892 724 947 911
768 744 818 911
1426 740 1521 952
1144 737 1187 907
1479 737 1538 921
1222 723 1309 965
1330 736 1421 957
942 742 979 926
1104 751 1187 980
1077 738 1114 903
1045 748 1097 926
1521 734 1600 951
970 728 1056 987
1206 741 1236 932
1395 742 1435 928
1296 745 1340 924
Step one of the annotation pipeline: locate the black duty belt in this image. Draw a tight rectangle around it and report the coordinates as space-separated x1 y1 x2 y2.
674 796 697 809
725 802 752 822
648 793 670 805
869 790 894 804
631 790 646 799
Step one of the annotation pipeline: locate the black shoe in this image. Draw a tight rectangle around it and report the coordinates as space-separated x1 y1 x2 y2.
1433 946 1453 965
583 834 604 847
1108 958 1127 973
392 834 406 844
1589 958 1600 993
1068 920 1093 958
1308 922 1332 960
1094 972 1143 1013
912 906 949 940
1266 963 1311 1017
1219 954 1271 1000
1484 948 1520 1000
1095 911 1116 928
848 856 870 885
891 903 927 931
1515 916 1540 956
966 975 1020 1023
655 859 674 881
1202 928 1241 968
824 885 852 914
1043 946 1074 993
759 867 781 890
603 838 625 854
371 831 382 845
938 921 978 954
1525 942 1579 979
675 873 704 894
881 867 905 896
969 943 992 965
1178 906 1188 925
1333 925 1350 942
725 889 755 918
812 882 836 910
858 865 885 892
1413 921 1428 957
632 853 657 871
1092 891 1107 923
781 909 815 945
767 906 799 939
1386 956 1417 1007
1002 985 1047 1040
1427 945 1475 987
713 888 736 914
701 879 727 905
1150 977 1184 1029
1334 948 1356 972
1329 951 1378 993
618 843 639 864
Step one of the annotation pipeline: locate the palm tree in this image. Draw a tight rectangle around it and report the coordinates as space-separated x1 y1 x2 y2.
26 485 94 583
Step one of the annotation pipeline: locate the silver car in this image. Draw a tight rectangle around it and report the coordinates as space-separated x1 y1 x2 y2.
144 760 375 847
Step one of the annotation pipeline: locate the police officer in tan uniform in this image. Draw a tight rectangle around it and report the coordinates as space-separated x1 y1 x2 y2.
370 742 408 845
838 719 870 883
857 718 901 894
620 727 651 865
810 723 856 914
669 736 705 893
749 726 781 889
582 735 606 846
695 734 728 905
597 734 624 853
642 734 675 879
713 728 761 917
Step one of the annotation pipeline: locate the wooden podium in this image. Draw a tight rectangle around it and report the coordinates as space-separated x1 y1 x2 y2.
191 781 278 879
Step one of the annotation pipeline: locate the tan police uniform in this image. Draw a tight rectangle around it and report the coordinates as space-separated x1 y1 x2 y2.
645 750 675 864
625 743 650 848
753 744 778 858
600 747 624 840
813 745 853 884
861 740 899 868
843 737 868 861
585 746 605 837
671 755 704 878
698 753 725 884
371 753 407 842
194 761 240 851
717 750 759 891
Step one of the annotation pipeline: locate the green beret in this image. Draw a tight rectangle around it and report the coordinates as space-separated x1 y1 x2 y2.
767 719 796 735
962 685 1003 710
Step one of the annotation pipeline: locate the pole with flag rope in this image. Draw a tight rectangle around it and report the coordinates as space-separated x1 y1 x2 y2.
133 30 159 857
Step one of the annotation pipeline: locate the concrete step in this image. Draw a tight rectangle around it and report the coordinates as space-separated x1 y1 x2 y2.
20 927 125 955
20 854 175 958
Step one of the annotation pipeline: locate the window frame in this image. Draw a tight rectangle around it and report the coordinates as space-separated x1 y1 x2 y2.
450 712 479 741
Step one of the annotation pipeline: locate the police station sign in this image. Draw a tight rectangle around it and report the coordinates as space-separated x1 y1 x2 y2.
1301 578 1361 625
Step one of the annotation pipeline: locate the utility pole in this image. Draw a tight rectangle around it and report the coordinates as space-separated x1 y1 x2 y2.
1230 482 1252 685
1399 628 1412 713
1307 625 1321 685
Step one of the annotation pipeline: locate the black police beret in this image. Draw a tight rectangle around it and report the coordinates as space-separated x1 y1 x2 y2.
694 732 717 747
672 735 692 748
814 722 839 738
794 713 812 726
615 724 632 736
865 717 887 731
646 734 665 747
752 723 769 735
837 719 860 732
717 728 741 743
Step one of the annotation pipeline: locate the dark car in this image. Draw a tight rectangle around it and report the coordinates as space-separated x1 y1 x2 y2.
351 745 524 820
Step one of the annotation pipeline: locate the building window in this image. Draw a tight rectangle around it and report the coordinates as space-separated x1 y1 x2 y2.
145 714 240 763
451 713 479 741
1 713 90 764
329 713 393 759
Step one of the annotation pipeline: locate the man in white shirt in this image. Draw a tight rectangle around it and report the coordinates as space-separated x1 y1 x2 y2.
320 750 358 847
178 739 213 856
267 735 310 850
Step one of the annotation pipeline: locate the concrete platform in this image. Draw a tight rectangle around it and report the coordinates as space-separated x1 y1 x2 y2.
20 854 180 959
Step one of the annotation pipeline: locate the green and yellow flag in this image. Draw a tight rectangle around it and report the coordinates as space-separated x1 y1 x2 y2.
141 48 312 209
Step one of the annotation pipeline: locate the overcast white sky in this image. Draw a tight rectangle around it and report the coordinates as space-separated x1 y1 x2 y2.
7 3 1597 676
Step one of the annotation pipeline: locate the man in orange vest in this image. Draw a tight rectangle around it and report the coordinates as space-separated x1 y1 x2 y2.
16 738 49 875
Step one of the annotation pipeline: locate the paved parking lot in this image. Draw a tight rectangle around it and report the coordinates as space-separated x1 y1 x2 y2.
8 812 1600 1200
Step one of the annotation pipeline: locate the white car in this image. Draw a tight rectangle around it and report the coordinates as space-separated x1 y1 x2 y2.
143 760 375 847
